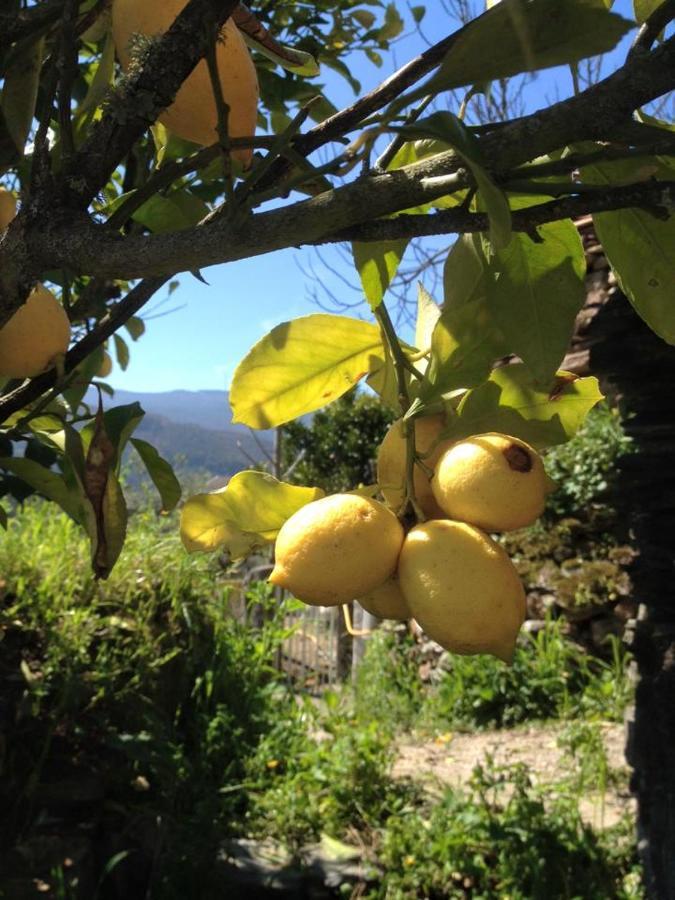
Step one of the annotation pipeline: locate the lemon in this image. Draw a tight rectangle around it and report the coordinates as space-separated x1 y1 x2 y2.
0 284 71 378
432 433 547 532
0 188 17 230
112 0 258 162
398 519 526 662
269 493 404 607
377 414 450 518
358 573 410 620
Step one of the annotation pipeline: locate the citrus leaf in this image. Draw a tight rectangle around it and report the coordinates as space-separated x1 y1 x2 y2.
1 36 44 154
241 34 320 77
113 333 130 370
633 0 664 23
125 316 146 341
429 0 632 93
415 282 441 352
446 364 604 449
582 157 675 344
484 219 586 383
130 437 182 511
0 458 84 522
352 238 409 310
180 470 324 555
230 314 387 428
397 112 511 249
95 473 127 579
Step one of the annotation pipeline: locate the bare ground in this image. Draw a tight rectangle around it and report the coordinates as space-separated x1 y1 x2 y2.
392 722 634 829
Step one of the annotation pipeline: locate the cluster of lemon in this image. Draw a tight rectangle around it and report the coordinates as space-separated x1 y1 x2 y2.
270 418 551 663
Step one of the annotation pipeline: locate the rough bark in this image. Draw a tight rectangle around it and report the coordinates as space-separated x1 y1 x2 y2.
565 220 675 899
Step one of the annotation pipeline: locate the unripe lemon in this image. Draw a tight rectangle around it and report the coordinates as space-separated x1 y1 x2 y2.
112 0 258 161
0 188 17 229
269 494 404 607
398 519 526 662
432 433 547 532
377 414 450 518
98 351 113 378
0 284 71 378
358 573 410 621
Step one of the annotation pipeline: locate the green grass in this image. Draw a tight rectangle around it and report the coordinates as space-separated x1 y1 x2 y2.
0 498 640 898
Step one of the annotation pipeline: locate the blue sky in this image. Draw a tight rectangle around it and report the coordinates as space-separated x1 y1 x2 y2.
109 0 640 395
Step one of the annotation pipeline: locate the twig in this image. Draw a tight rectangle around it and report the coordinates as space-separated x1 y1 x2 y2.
373 94 434 173
205 34 233 200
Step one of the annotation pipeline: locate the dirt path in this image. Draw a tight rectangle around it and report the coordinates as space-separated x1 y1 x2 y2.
393 722 634 829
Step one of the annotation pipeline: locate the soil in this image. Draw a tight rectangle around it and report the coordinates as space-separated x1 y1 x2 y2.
392 722 634 829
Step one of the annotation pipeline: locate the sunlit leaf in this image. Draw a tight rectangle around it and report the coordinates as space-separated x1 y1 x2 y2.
415 283 441 352
242 35 320 77
582 157 675 344
352 238 409 310
131 437 181 511
180 470 324 555
425 0 632 95
230 314 387 428
484 219 586 382
633 0 664 23
445 364 604 448
397 112 512 249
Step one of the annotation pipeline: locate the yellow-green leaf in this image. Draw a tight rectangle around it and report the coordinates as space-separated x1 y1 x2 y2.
446 364 604 448
352 238 409 310
180 470 324 555
230 314 387 428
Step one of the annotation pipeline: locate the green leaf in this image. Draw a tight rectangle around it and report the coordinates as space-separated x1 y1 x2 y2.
415 282 441 351
582 157 675 344
379 3 405 40
124 316 146 341
242 35 320 77
81 403 145 469
74 33 115 123
180 470 324 555
0 458 84 522
633 0 664 23
130 438 181 511
427 0 632 94
230 314 387 428
113 333 130 370
0 504 7 529
397 112 511 249
351 238 409 310
446 364 604 449
484 219 586 382
128 188 209 234
96 473 127 579
1 36 44 154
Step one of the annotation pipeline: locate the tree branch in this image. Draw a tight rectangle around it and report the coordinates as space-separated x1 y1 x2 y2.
629 0 675 61
326 180 675 244
0 277 167 424
60 0 240 207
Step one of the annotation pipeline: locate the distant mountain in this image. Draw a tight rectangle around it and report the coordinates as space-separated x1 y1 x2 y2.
88 388 274 475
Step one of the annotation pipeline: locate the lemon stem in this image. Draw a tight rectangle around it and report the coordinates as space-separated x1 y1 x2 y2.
374 301 424 522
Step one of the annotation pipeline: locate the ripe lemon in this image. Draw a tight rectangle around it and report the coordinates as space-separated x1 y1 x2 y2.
432 433 547 532
112 0 258 161
377 414 450 518
0 188 17 229
358 573 410 621
269 493 404 607
0 284 71 378
398 519 526 662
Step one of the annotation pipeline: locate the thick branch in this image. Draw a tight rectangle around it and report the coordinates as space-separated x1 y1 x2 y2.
328 181 675 243
61 0 239 207
30 35 675 281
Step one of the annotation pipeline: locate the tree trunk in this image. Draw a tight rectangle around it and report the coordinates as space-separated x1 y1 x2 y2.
565 219 675 899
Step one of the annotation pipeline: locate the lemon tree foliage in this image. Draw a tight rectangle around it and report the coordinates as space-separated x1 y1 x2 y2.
180 470 324 555
0 0 673 588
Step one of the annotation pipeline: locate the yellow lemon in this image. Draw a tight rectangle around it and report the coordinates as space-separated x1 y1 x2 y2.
377 414 450 518
112 0 258 161
269 494 404 607
0 284 71 378
432 433 547 532
358 573 410 621
0 188 17 230
398 519 526 662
